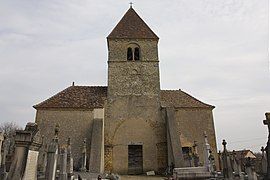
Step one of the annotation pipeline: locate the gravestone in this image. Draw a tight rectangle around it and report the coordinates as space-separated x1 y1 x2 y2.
0 132 4 165
261 146 267 177
246 157 257 180
208 150 216 174
59 147 67 180
7 122 42 180
66 138 74 180
0 135 9 180
263 112 270 179
203 132 211 171
45 124 59 180
221 139 233 179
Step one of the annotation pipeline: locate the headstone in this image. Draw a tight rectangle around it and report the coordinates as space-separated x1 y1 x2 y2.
261 146 267 177
45 124 59 180
203 132 211 171
0 132 4 165
59 147 68 180
218 150 223 171
0 135 9 180
221 139 233 179
263 112 270 179
7 123 42 180
232 150 243 179
208 150 216 174
245 157 257 180
66 138 74 180
80 138 87 172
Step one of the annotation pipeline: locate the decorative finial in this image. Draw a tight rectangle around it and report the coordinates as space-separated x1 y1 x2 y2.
129 2 133 8
72 82 75 86
222 139 227 152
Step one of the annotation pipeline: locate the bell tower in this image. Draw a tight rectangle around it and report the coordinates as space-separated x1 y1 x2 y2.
105 7 167 174
107 7 160 97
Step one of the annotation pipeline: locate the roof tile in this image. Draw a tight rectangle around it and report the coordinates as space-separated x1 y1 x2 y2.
107 7 159 39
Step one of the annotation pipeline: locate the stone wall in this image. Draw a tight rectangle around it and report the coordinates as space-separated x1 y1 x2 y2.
35 109 94 169
105 38 167 174
174 108 218 166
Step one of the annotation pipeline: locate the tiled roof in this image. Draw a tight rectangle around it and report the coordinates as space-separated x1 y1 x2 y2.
34 86 214 109
228 150 256 159
33 86 107 109
160 90 214 108
107 7 159 39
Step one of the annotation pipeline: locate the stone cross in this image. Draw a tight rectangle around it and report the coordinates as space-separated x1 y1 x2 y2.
45 124 59 180
59 147 68 180
208 150 216 174
263 112 270 179
203 131 211 171
66 138 74 180
80 138 87 172
261 146 267 176
232 150 240 177
221 139 233 179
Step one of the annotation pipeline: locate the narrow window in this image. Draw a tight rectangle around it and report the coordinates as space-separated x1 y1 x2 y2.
134 47 140 60
127 47 133 61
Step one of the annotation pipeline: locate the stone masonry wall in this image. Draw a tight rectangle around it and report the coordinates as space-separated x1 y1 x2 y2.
35 109 94 169
174 108 218 167
105 38 167 174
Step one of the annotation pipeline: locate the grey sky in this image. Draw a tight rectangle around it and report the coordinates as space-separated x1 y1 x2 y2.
0 0 269 152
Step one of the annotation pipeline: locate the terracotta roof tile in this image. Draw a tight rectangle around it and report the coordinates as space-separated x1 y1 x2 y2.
33 86 107 109
34 86 213 109
160 90 214 108
107 7 159 39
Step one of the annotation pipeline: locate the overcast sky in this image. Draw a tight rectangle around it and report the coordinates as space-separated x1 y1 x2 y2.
0 0 269 152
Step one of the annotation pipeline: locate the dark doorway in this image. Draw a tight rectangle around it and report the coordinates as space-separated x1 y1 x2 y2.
128 145 143 174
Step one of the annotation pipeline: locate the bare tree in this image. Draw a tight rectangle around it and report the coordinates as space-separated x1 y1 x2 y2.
0 122 22 153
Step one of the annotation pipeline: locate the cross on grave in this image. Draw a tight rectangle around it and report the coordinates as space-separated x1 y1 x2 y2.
264 113 270 137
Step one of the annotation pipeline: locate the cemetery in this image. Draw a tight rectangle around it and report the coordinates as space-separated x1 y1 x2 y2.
0 3 268 180
0 113 269 179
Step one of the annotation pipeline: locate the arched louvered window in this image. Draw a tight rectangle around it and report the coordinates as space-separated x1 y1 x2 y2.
134 47 140 60
126 44 140 61
127 47 133 61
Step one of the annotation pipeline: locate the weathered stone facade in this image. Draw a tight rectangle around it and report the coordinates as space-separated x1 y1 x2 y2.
35 109 94 168
34 7 218 174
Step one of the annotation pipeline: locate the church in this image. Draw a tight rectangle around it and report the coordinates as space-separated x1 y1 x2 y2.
34 6 217 174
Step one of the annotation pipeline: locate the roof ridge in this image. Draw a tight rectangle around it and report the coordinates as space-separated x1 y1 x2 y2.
107 7 158 39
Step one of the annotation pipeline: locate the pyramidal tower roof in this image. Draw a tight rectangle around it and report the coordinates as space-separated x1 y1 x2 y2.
107 7 159 39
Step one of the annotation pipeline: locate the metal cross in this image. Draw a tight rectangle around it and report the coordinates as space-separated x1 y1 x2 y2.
129 2 133 8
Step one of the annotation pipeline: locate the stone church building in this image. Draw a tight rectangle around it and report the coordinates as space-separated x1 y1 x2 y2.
34 7 217 174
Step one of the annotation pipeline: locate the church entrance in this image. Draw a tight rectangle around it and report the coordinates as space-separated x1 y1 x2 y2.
128 145 143 174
